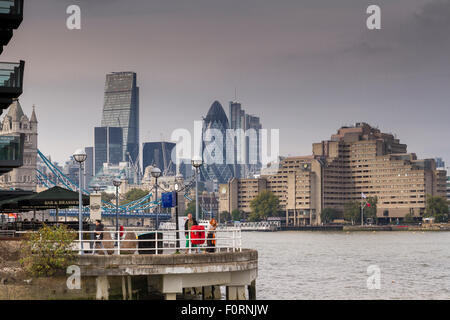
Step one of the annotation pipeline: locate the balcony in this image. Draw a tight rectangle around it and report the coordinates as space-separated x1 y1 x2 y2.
0 60 24 112
0 0 23 29
0 0 23 53
0 133 24 175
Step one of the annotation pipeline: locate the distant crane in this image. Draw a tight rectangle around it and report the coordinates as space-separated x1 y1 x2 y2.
127 151 142 185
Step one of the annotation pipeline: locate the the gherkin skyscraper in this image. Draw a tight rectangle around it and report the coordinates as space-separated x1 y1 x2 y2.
200 101 234 186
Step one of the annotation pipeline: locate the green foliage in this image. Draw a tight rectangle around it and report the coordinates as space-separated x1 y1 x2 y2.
122 188 148 205
185 200 203 217
231 209 242 221
20 224 77 277
364 196 378 221
219 211 232 222
249 190 280 222
101 192 115 203
425 195 449 222
344 201 360 225
321 208 340 224
404 212 415 224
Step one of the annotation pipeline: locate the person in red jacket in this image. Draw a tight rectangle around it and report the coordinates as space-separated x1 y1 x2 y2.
184 213 198 253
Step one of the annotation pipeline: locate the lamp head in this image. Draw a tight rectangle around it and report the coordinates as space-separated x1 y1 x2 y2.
191 157 203 168
73 149 87 163
151 167 162 178
113 178 122 187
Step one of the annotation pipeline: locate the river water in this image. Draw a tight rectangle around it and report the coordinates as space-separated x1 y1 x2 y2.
242 231 450 300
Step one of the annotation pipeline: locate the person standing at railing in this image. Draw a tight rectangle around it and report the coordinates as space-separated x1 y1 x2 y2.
206 218 217 253
92 219 108 255
119 225 125 240
184 213 198 254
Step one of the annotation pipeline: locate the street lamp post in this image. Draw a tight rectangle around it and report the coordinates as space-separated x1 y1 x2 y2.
191 157 203 222
151 167 162 230
113 178 122 249
73 149 87 255
174 174 183 253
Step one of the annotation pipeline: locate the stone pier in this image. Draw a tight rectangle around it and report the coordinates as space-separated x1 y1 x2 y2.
77 249 258 300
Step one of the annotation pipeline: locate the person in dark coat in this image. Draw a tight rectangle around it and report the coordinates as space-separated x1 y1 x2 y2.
93 219 107 255
184 213 198 253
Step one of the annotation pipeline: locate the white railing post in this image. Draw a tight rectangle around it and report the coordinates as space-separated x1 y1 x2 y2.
188 231 191 254
118 230 121 255
155 231 158 255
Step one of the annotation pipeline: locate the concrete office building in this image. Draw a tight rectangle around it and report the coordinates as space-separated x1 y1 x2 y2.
219 123 447 226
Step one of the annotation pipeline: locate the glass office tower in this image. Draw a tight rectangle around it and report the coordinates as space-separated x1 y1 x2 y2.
142 142 176 175
94 127 123 174
101 72 139 164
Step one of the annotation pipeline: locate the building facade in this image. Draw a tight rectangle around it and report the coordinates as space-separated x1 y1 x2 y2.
94 126 123 174
0 100 38 190
228 101 262 179
200 101 234 188
142 142 176 176
84 146 94 188
220 123 447 225
101 72 139 164
0 0 25 179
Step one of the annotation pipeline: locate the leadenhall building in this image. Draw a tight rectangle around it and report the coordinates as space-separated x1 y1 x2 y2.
219 123 447 226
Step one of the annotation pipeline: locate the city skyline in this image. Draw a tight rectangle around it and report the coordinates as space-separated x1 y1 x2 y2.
2 0 450 166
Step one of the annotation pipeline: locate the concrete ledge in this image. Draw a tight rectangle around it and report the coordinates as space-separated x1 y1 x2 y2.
77 249 258 277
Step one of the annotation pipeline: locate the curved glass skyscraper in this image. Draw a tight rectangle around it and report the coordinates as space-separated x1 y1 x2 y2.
201 101 234 186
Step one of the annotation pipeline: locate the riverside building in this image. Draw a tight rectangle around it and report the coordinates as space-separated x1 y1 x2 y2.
219 123 447 225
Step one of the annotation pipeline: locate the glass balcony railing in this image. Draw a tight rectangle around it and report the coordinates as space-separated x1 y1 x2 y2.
0 0 22 15
0 134 24 173
0 60 24 91
0 0 23 30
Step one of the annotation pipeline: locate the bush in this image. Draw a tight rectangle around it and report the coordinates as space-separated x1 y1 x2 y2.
20 224 77 277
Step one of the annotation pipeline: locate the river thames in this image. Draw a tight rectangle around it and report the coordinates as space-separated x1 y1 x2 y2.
242 231 450 300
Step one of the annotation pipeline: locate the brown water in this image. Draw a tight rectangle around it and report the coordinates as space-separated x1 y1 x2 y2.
242 231 450 300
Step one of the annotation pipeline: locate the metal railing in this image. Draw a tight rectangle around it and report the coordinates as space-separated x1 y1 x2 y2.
68 228 242 255
235 221 281 231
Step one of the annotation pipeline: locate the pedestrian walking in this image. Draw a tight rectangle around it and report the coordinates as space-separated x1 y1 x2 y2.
92 219 108 255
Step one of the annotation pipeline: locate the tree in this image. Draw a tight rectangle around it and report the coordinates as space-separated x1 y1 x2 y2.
249 190 280 222
232 209 242 221
425 195 449 223
344 201 360 225
121 188 148 205
321 208 340 224
364 196 378 223
404 212 415 224
20 225 77 277
185 200 203 218
219 211 231 223
101 191 115 203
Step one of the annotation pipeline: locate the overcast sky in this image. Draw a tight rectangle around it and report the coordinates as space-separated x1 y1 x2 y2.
2 0 450 167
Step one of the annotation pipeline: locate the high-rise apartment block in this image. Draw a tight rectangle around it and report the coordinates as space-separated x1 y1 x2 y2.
220 123 447 225
0 100 37 190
